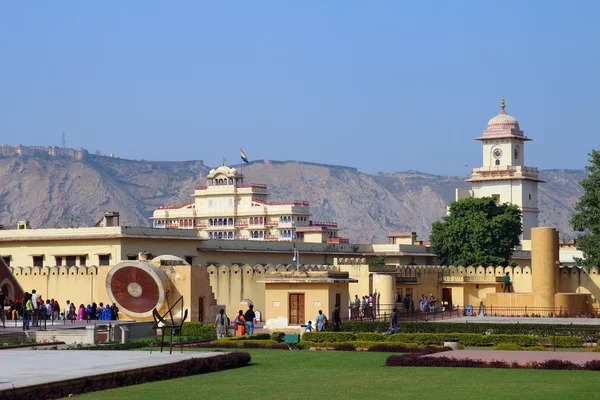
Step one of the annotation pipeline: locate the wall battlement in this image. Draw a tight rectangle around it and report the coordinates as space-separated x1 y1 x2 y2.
0 144 88 160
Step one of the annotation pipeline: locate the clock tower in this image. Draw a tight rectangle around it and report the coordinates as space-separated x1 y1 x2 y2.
456 98 543 250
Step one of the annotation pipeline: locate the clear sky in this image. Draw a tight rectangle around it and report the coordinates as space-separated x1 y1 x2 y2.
1 2 598 176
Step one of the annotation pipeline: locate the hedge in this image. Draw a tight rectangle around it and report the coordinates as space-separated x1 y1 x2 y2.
211 339 285 349
333 321 600 339
302 332 358 343
388 333 539 347
386 354 600 371
301 331 585 347
271 332 285 343
299 340 422 350
226 333 271 341
181 322 217 339
397 322 600 338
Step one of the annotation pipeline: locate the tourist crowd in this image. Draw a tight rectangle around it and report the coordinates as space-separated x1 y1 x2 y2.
0 288 120 330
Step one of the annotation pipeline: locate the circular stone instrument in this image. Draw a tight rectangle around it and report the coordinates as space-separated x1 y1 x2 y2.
105 261 168 318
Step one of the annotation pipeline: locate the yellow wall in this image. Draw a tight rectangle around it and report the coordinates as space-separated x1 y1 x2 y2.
12 266 99 309
264 281 350 325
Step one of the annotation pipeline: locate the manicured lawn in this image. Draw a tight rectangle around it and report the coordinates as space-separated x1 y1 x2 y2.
78 349 599 400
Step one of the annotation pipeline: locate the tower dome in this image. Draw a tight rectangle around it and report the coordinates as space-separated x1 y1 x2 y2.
487 97 519 130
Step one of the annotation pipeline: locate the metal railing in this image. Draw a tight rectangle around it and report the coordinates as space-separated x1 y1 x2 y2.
480 305 597 318
346 304 461 323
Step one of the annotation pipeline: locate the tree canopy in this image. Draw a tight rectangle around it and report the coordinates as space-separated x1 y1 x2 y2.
430 197 522 266
571 149 600 267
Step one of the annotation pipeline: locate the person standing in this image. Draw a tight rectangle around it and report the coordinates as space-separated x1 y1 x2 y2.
31 289 39 327
23 293 33 330
316 310 327 332
503 272 511 293
214 309 228 339
403 295 410 314
45 300 53 321
234 310 246 336
390 307 399 334
332 304 341 332
429 294 436 313
244 305 257 335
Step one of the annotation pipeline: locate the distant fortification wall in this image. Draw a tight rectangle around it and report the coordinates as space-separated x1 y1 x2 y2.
0 144 88 160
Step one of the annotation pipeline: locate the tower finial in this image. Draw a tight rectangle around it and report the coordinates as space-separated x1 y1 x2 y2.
501 96 505 111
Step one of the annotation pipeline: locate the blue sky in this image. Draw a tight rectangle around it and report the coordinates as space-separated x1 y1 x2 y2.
0 2 598 176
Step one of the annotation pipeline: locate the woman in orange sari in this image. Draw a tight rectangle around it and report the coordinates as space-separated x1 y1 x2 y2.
234 310 246 336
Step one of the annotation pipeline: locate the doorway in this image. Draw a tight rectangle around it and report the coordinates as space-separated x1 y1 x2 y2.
442 288 452 308
288 293 305 325
197 297 204 322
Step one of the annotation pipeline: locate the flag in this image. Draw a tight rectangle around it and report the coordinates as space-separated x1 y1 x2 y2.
240 149 249 164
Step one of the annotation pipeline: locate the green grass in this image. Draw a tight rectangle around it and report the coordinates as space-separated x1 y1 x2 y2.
77 349 599 400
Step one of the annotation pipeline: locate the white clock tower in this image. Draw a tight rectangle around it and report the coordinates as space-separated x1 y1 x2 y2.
456 98 543 250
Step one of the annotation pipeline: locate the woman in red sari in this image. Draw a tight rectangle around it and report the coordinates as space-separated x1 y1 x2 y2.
234 310 245 336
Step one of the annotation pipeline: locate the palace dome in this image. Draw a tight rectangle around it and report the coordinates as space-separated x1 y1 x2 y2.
487 97 519 130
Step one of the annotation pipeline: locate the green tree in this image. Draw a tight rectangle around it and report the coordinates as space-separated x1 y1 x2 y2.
571 149 600 267
430 197 522 266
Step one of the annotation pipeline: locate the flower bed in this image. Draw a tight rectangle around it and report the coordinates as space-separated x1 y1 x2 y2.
302 331 584 348
386 354 600 371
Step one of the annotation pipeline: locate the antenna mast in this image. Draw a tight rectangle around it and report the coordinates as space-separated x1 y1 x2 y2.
62 133 66 148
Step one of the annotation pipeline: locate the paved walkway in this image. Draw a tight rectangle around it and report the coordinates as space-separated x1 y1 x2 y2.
436 316 600 325
427 349 600 365
0 349 223 392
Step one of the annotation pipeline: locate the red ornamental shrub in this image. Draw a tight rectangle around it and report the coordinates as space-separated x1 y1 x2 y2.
333 344 356 351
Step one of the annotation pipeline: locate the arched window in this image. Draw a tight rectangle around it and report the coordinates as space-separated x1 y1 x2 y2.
495 159 500 166
259 231 264 238
229 178 233 185
259 217 263 225
228 232 233 239
217 232 223 240
218 218 223 226
209 232 213 239
228 218 233 226
252 231 258 239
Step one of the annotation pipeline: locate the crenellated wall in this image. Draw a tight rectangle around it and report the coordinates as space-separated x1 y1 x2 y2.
11 261 600 322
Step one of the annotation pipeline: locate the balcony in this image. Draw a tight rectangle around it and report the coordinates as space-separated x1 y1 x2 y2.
441 275 504 284
265 221 279 227
327 237 349 244
310 220 338 228
468 166 542 182
235 222 248 228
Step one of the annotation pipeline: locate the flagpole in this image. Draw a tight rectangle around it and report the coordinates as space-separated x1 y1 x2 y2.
240 148 243 181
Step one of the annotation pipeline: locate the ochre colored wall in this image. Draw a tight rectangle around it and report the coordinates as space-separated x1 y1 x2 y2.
12 266 99 309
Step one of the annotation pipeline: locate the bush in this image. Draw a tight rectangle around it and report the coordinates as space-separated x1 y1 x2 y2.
540 336 584 348
524 346 547 351
387 333 542 347
181 322 217 339
226 333 271 341
327 321 390 333
211 339 282 348
271 332 285 343
356 333 387 342
302 332 357 343
333 344 356 351
398 322 600 338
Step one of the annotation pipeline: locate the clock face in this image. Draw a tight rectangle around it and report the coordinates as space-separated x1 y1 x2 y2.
493 148 503 159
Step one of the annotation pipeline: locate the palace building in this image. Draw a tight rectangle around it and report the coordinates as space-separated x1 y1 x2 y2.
151 165 345 244
455 98 542 250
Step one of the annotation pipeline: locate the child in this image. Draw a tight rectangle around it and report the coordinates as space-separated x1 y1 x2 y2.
306 321 314 332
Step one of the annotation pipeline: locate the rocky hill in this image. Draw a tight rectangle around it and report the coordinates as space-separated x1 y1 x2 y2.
0 154 586 243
